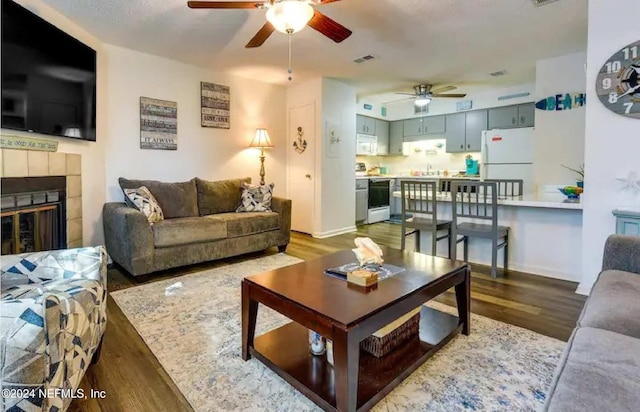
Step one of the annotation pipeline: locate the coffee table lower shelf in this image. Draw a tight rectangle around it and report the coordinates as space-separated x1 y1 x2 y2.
250 305 461 412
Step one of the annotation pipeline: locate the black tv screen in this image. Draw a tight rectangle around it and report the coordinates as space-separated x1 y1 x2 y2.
1 0 96 141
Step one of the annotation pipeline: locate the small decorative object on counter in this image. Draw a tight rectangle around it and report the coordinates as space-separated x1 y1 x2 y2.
558 186 583 202
561 163 584 188
308 330 326 355
326 339 334 366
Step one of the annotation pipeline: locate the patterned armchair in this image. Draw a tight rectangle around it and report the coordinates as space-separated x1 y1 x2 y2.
0 246 107 412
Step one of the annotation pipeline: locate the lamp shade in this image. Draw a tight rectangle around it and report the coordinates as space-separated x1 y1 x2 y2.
250 128 274 148
415 96 432 107
266 1 314 34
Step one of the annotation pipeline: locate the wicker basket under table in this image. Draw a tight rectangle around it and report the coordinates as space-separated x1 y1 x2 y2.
360 312 421 358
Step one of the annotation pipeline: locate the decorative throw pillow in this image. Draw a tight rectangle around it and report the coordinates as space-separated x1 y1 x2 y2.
123 186 164 224
236 183 274 212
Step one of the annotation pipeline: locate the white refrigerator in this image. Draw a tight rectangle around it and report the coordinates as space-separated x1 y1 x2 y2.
481 128 534 194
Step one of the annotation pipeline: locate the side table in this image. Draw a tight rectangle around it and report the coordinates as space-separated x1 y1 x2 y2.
613 209 640 236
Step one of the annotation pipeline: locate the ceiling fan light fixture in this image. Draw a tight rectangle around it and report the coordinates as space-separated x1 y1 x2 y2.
266 1 314 34
415 96 432 107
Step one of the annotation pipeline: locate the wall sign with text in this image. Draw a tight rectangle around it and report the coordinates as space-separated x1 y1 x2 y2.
535 93 586 111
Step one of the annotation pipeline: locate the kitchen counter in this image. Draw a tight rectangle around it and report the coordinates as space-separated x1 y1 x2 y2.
356 175 481 180
391 190 582 210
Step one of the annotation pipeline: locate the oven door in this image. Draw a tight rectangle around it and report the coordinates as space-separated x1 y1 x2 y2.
368 179 391 209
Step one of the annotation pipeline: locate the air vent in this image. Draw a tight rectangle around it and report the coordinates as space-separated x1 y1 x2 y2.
353 54 376 64
531 0 561 6
490 69 508 77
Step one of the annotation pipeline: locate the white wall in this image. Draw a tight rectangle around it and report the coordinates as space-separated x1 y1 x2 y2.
320 78 356 237
359 83 536 121
4 0 287 247
6 0 108 246
579 0 640 294
534 52 586 187
104 45 287 201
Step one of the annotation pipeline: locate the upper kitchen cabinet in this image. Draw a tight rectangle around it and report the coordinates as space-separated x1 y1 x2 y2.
517 103 535 127
423 115 446 135
465 109 487 152
445 110 487 153
488 105 519 129
356 115 376 135
375 118 390 155
488 103 536 129
389 120 404 155
445 113 466 153
403 115 446 140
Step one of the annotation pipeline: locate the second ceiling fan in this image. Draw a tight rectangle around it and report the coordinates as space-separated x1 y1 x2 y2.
388 84 467 107
187 0 352 48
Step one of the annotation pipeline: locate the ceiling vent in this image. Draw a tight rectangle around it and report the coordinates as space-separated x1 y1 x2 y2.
531 0 561 6
490 69 508 77
353 54 376 64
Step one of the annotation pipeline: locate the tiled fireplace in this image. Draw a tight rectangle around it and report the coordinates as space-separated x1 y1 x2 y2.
0 148 82 253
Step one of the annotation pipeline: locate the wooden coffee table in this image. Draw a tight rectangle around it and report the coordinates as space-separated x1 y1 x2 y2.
241 248 470 412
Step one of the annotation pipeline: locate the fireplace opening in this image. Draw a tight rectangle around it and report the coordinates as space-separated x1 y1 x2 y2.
1 176 66 255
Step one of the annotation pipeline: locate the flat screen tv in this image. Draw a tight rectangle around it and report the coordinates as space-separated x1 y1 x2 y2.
1 0 97 141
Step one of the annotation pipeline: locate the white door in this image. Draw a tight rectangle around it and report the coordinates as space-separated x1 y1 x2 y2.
287 104 315 234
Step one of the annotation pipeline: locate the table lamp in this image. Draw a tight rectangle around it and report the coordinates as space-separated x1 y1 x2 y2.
249 128 274 185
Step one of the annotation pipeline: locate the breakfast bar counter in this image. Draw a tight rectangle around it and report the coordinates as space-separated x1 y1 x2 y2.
391 191 583 283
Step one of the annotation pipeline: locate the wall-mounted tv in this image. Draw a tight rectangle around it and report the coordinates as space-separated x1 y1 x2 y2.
1 0 97 141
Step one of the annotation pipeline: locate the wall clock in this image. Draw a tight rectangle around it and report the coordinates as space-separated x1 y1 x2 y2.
596 39 640 118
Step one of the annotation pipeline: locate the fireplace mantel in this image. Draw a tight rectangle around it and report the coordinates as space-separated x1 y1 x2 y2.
0 148 82 248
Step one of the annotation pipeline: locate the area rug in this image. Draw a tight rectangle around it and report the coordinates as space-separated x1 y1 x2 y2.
111 254 564 411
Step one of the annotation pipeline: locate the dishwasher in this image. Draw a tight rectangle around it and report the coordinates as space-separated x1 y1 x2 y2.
356 179 368 224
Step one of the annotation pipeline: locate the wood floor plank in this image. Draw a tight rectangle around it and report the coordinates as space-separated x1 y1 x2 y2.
69 222 586 411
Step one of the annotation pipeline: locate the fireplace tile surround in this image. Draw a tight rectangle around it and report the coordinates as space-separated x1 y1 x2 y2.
0 148 83 248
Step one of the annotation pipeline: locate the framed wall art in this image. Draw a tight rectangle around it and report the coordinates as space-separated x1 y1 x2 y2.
201 82 230 128
140 97 177 150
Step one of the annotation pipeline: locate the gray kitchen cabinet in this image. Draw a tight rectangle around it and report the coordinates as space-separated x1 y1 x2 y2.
517 103 535 127
423 115 446 134
389 121 404 154
356 115 376 135
375 119 390 155
488 105 519 129
403 118 423 138
356 179 368 223
445 113 466 153
464 109 487 152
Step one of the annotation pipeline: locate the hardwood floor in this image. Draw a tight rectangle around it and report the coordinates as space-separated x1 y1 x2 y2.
70 223 586 412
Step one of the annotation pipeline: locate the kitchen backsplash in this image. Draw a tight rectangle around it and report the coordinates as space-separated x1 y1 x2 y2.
356 139 481 175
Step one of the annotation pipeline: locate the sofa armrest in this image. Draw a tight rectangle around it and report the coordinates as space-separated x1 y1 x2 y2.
271 197 291 245
103 203 154 276
602 235 640 274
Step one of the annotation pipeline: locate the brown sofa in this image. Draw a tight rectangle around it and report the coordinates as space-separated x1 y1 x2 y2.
103 177 291 277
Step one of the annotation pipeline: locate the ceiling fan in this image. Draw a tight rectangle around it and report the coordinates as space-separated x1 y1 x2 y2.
386 84 467 107
187 0 352 48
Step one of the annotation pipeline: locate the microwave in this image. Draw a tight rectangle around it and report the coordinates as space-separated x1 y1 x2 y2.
356 134 378 156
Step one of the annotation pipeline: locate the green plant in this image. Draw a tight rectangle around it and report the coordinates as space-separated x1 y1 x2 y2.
561 163 584 181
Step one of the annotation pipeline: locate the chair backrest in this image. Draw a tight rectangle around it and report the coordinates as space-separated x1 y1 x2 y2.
485 179 523 197
400 180 437 220
439 179 477 194
451 181 498 226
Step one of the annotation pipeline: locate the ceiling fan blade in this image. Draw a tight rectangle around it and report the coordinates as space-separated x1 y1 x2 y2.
307 10 352 43
383 97 414 105
245 22 275 48
431 85 457 94
187 1 264 9
432 93 467 98
394 92 416 96
317 0 343 4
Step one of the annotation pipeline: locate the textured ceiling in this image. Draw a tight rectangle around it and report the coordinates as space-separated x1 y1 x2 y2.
37 0 587 95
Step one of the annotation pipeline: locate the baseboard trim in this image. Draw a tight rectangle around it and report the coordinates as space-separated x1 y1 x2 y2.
313 226 357 239
574 284 591 296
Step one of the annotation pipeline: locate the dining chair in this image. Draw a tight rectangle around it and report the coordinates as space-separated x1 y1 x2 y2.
400 180 452 257
450 181 510 278
485 179 524 197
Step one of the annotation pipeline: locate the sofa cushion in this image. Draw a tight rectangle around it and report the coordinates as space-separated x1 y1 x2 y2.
545 327 640 412
123 186 164 224
206 212 279 238
119 178 198 219
152 217 227 248
578 269 640 339
196 177 251 215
